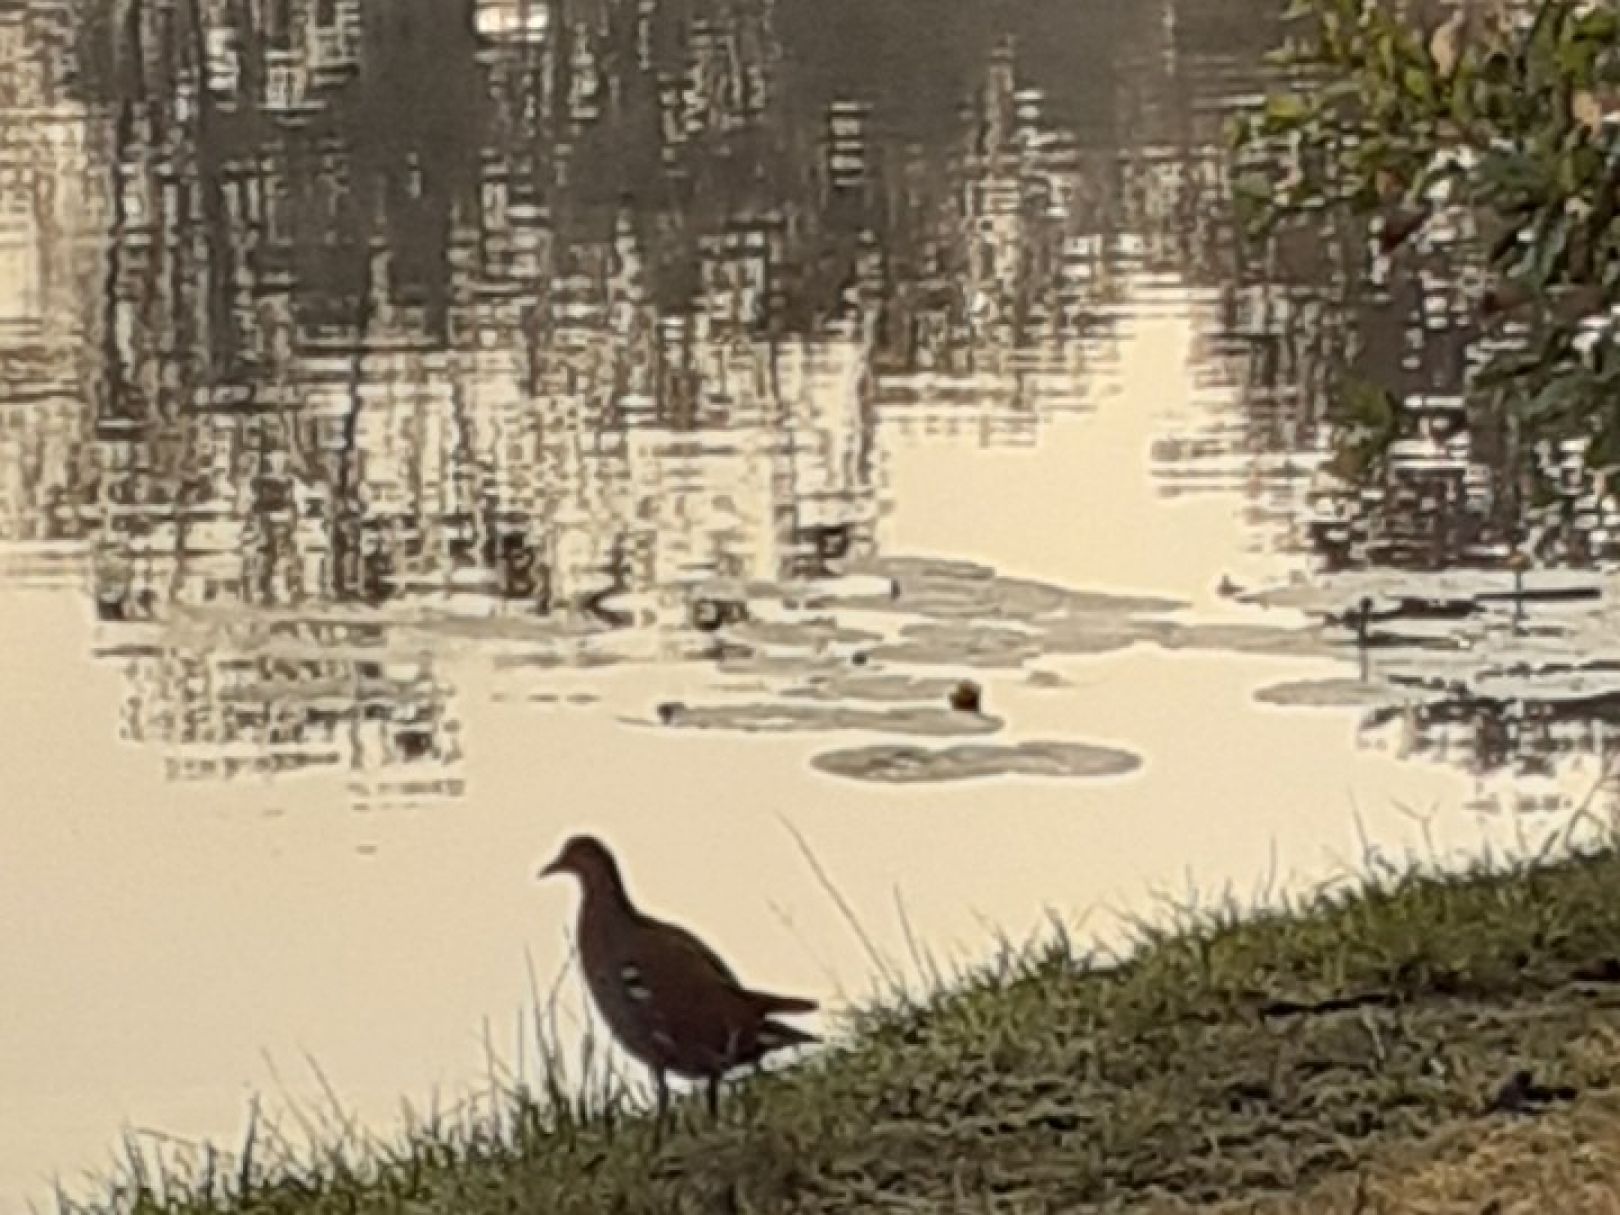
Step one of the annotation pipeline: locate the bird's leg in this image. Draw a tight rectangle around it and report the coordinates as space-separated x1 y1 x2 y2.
706 1074 721 1121
653 1068 670 1140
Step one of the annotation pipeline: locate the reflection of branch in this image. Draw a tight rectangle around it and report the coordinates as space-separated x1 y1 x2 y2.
447 359 486 567
232 0 261 107
99 100 133 421
124 0 149 100
180 0 241 380
330 255 376 599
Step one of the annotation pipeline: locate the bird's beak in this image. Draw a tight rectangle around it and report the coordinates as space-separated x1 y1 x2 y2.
537 855 564 880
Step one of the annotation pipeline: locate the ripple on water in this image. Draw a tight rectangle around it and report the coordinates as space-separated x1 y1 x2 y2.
811 739 1142 784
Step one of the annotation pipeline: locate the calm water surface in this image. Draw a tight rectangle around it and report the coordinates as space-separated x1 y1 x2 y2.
0 0 1612 1207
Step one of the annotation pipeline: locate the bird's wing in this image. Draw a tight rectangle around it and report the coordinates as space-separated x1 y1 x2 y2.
612 915 814 1071
612 915 755 1065
635 914 743 992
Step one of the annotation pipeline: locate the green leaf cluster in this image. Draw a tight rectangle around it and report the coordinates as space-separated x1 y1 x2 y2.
1232 0 1620 518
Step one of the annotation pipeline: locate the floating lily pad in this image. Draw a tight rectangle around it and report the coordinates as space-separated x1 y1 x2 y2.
1254 677 1418 709
1036 618 1146 656
826 557 1184 623
654 701 1001 737
1040 587 1186 618
879 556 999 583
783 673 963 703
1146 620 1337 658
725 619 883 650
870 622 1044 669
714 651 852 679
1244 568 1608 615
812 740 1142 783
492 648 624 671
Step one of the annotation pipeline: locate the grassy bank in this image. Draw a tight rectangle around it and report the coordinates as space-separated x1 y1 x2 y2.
91 849 1620 1214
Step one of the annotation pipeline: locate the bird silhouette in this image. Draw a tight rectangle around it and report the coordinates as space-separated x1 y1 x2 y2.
538 834 818 1121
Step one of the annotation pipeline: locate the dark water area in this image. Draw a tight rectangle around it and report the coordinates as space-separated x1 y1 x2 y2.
0 0 1616 1206
1 0 1297 791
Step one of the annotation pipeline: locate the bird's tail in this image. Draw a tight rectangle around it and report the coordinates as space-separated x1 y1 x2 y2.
749 988 818 1050
747 989 817 1017
759 1018 819 1049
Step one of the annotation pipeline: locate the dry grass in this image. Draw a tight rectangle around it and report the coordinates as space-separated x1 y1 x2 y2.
1197 1093 1620 1214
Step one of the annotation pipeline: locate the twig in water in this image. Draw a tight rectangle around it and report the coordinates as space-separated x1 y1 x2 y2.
766 897 844 1001
775 812 899 991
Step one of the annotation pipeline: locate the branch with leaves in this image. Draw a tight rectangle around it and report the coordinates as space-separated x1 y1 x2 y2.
1231 0 1620 532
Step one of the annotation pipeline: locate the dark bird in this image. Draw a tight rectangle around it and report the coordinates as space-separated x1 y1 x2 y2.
538 834 818 1121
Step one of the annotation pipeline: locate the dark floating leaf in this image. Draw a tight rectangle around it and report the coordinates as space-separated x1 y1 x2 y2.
1253 677 1421 709
653 701 1002 737
811 740 1142 784
869 623 1045 669
783 673 964 703
830 557 1184 623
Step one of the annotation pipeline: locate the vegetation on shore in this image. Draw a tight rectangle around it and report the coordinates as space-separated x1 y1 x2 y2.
1231 0 1620 540
75 845 1620 1214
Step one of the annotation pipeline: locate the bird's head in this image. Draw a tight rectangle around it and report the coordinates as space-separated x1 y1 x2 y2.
538 834 621 889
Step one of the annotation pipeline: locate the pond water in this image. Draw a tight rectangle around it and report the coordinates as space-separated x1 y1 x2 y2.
0 0 1615 1208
